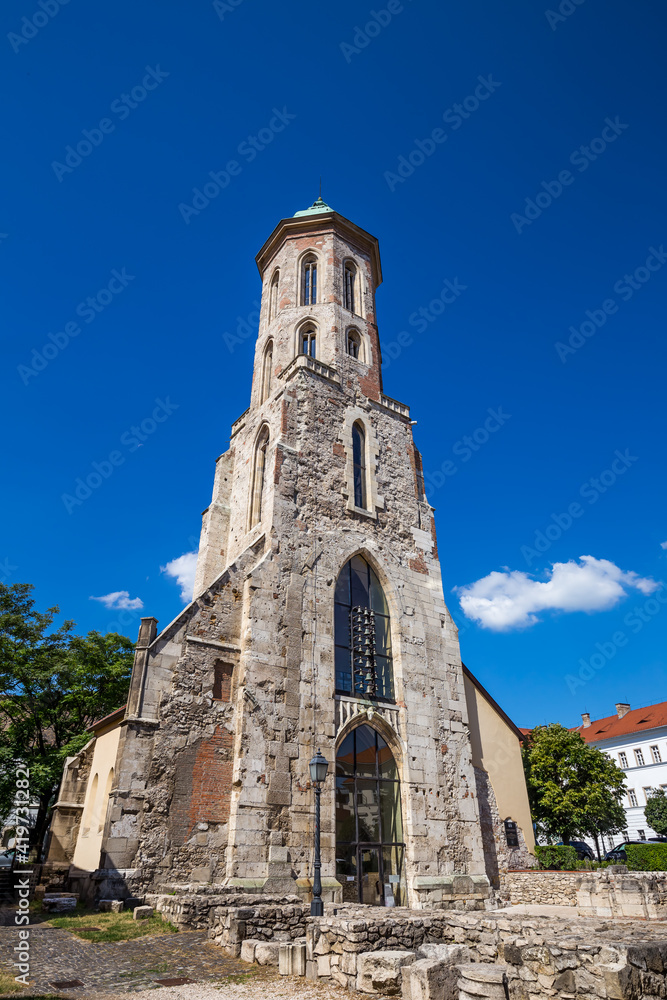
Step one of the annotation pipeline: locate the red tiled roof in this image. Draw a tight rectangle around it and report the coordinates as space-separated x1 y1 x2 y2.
573 701 667 743
87 704 127 733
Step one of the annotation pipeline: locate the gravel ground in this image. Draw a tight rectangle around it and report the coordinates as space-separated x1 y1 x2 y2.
90 976 367 1000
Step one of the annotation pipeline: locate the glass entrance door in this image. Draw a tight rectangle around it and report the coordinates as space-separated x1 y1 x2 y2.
335 724 407 906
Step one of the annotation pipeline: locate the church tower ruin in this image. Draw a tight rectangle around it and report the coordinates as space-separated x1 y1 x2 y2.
103 198 496 906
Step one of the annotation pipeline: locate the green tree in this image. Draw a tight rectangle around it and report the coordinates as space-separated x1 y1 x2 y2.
645 787 667 837
0 583 134 855
522 723 627 856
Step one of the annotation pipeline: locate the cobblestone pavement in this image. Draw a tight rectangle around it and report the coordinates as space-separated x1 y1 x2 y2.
0 908 253 997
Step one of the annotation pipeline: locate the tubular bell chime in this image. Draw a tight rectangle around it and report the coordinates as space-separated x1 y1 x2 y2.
351 605 377 697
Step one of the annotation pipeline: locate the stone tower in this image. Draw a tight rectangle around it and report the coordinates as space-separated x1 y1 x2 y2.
103 198 491 906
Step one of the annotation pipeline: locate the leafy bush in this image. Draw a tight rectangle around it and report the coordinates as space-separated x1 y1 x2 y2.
625 843 667 871
535 845 579 870
645 788 667 837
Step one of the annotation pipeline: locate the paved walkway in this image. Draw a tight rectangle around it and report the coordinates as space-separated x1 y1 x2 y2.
0 907 255 996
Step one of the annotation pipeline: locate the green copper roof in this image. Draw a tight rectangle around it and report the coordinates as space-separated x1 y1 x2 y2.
294 195 334 217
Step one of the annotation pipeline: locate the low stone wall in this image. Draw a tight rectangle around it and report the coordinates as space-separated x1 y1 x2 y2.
412 874 492 910
301 906 667 996
498 870 579 906
578 870 667 918
149 887 306 932
209 902 309 954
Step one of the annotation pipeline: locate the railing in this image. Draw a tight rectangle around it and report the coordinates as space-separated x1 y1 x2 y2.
334 694 401 737
280 354 341 386
379 393 410 418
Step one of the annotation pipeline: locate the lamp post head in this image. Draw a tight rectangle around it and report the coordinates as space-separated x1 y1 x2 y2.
309 748 329 786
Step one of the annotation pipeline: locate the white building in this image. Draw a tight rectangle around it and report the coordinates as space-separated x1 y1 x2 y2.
573 701 667 851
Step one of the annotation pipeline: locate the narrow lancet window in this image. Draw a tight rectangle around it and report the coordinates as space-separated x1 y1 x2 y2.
260 340 273 402
347 330 361 359
344 262 356 313
300 326 316 358
302 255 318 305
269 271 279 321
249 426 269 528
353 421 367 509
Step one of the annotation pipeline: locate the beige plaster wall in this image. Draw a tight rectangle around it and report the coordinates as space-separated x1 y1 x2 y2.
72 723 121 872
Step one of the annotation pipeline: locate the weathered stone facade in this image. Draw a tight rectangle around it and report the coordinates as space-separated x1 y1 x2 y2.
93 199 533 905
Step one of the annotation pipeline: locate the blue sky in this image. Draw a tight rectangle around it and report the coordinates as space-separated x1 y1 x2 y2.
2 0 665 728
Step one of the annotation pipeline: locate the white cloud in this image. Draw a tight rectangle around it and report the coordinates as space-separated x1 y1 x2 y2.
90 591 144 611
660 541 667 550
455 555 660 631
161 551 198 603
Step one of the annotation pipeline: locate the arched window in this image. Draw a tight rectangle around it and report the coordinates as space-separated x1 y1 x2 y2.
249 426 269 528
334 555 393 701
352 422 367 509
344 262 357 313
347 329 361 360
300 325 316 358
99 768 114 833
260 340 273 403
269 270 279 322
335 724 405 905
302 254 318 306
82 773 98 837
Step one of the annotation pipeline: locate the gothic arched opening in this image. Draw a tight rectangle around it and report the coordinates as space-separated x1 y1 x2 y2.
334 555 393 701
335 724 406 905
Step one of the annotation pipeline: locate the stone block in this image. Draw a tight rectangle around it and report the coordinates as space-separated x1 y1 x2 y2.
98 899 114 912
42 894 78 914
133 905 154 920
255 941 281 966
241 939 258 963
357 950 416 995
417 943 470 965
317 954 331 977
402 958 459 1000
457 964 509 1000
110 899 124 913
124 896 144 911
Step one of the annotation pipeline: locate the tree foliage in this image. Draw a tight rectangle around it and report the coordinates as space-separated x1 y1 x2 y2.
522 723 627 845
645 787 667 837
0 582 134 853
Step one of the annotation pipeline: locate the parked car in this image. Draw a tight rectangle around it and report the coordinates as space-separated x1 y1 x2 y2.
0 849 15 869
648 836 667 843
603 840 648 862
557 840 595 861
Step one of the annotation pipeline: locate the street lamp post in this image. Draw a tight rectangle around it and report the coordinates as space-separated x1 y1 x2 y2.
309 749 329 917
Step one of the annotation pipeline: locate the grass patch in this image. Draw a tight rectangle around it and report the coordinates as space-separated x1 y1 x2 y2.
0 970 26 994
40 905 178 943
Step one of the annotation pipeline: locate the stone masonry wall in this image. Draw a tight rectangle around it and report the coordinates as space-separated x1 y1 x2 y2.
499 871 579 906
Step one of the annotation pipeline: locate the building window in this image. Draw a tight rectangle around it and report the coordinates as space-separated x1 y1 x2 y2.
352 422 367 509
302 254 318 305
643 787 654 804
269 270 279 321
619 752 628 768
335 724 405 906
213 662 233 702
347 329 362 359
249 426 269 528
334 555 393 701
635 749 645 767
260 340 273 403
651 745 662 763
300 326 316 358
344 261 357 313
638 829 646 840
628 789 638 807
